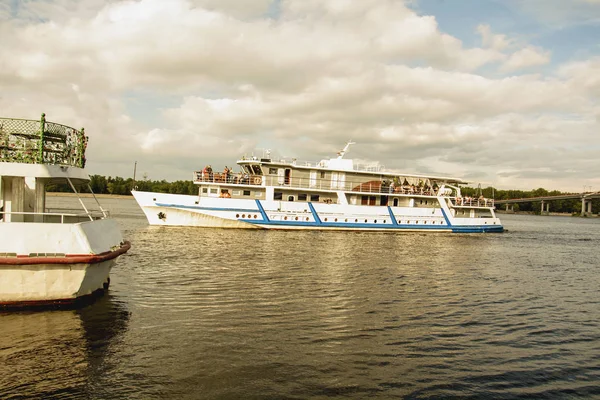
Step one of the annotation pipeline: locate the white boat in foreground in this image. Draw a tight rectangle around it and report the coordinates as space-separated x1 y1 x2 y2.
132 142 503 233
0 114 130 309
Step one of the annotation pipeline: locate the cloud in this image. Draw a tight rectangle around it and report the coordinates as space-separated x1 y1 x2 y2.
501 46 552 72
0 0 598 191
477 24 511 51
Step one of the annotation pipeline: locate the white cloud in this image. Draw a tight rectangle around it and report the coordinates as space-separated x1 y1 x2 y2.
0 0 598 191
501 46 552 72
477 24 511 51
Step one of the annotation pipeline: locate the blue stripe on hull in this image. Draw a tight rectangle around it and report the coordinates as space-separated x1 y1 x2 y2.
255 200 270 222
307 202 323 224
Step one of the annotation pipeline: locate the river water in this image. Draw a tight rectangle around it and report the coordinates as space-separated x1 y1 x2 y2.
1 197 599 399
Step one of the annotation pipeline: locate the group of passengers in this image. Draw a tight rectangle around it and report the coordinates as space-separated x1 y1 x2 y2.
384 179 436 196
199 165 236 183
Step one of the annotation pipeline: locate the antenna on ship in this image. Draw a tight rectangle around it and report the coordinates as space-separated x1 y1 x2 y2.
337 141 356 159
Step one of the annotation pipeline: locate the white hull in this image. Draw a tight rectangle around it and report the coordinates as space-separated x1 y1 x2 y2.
0 260 114 304
0 218 129 307
132 190 503 233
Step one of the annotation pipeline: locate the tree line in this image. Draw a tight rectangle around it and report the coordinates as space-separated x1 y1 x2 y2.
46 175 597 214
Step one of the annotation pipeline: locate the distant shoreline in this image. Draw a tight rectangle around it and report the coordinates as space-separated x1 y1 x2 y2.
47 192 133 200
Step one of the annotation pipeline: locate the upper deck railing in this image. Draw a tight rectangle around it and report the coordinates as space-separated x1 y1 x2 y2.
0 113 87 167
238 156 384 172
192 171 495 207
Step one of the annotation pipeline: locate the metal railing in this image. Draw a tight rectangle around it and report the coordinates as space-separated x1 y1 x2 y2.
192 171 496 207
0 113 87 167
237 156 384 172
447 197 495 208
0 209 108 224
193 172 439 196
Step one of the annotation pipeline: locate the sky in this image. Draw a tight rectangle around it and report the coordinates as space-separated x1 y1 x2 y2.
1 0 599 192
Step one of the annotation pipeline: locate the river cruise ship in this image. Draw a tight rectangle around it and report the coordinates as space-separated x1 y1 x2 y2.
132 142 503 233
0 114 130 309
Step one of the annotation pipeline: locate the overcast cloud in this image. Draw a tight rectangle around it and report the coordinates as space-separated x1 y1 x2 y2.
1 0 599 191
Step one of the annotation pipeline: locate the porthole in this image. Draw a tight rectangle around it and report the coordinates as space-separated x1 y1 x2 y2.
236 214 240 218
254 215 258 219
306 217 309 221
424 221 427 224
345 219 348 222
398 220 401 224
355 219 358 223
242 214 246 218
407 221 410 224
364 219 368 223
284 216 288 220
383 220 386 223
324 218 328 222
374 220 377 223
153 198 156 201
295 216 299 221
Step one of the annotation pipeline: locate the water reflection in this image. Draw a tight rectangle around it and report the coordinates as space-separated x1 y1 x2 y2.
0 295 130 399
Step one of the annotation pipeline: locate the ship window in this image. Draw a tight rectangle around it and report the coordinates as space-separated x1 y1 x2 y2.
361 195 369 205
210 188 218 194
243 190 251 196
202 188 208 193
251 165 262 175
288 195 294 202
298 194 307 201
233 190 240 195
320 171 326 179
255 192 261 198
269 168 278 175
310 195 320 202
274 192 283 200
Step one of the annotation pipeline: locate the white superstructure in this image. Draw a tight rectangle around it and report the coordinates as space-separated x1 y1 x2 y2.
0 114 130 309
132 142 503 233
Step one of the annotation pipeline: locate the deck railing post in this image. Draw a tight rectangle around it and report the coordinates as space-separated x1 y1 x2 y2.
78 128 86 168
38 113 46 163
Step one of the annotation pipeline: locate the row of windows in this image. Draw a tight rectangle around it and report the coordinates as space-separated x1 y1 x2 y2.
268 168 326 179
233 212 446 225
203 187 253 196
274 192 318 202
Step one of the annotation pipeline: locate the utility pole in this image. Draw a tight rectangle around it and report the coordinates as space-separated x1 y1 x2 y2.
133 161 137 190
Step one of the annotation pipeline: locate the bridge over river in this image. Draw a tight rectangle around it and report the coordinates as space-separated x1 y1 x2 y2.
494 192 600 216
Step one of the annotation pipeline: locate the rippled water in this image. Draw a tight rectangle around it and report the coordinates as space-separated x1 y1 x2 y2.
1 197 599 399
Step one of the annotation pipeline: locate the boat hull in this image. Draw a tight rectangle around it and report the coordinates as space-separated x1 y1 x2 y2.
132 190 504 233
0 219 130 309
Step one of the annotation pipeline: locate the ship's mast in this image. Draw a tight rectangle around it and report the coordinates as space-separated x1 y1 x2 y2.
337 141 356 159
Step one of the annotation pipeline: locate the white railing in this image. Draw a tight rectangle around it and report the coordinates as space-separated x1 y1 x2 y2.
193 172 439 196
447 197 495 208
0 209 109 223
